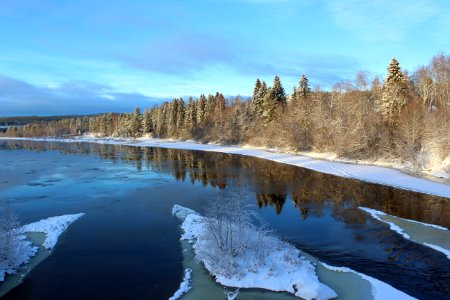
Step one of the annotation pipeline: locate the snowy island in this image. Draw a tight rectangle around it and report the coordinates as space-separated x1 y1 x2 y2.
171 204 416 300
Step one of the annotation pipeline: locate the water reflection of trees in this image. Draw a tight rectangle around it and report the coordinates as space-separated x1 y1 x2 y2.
3 139 449 228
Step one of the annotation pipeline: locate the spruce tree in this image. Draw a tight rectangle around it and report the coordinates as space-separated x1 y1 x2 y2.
252 79 264 116
186 97 197 129
197 94 207 123
298 75 311 98
262 88 277 121
206 94 215 116
272 75 287 104
381 58 409 126
168 99 178 135
130 107 142 138
143 109 153 134
176 98 186 128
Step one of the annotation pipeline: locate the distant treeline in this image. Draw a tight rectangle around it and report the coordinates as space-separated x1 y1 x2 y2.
3 53 449 170
0 114 100 126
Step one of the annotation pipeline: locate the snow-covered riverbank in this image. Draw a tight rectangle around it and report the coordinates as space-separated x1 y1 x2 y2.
2 136 450 199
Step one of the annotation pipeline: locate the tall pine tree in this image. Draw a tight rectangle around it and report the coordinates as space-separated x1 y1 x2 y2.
298 75 311 98
381 58 409 126
272 76 287 104
252 79 264 116
197 94 207 124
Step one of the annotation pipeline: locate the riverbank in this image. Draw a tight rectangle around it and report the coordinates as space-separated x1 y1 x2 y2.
2 136 449 199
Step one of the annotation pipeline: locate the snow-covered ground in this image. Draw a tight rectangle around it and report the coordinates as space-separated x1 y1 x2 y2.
172 204 337 300
2 136 449 199
20 213 85 249
168 268 192 300
360 207 450 259
173 205 418 300
0 213 84 282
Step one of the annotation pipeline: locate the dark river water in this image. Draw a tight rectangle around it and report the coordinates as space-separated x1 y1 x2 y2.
0 140 449 300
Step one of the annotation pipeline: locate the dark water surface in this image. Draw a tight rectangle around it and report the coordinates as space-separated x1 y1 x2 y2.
0 140 449 300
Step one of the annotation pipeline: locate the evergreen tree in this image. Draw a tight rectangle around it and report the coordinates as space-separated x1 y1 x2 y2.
143 109 153 134
176 98 186 129
381 58 409 126
130 107 142 137
252 79 264 116
168 99 179 135
262 88 277 121
298 75 311 98
206 94 215 117
186 97 197 129
104 113 113 136
272 75 287 104
215 92 226 113
197 94 207 124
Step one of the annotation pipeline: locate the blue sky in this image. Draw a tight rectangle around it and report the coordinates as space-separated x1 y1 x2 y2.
0 0 448 116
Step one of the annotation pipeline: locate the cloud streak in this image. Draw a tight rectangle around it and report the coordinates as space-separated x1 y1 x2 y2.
0 76 162 116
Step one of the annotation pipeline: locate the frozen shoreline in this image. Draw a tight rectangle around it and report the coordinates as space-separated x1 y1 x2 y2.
359 207 450 259
320 263 416 300
2 136 450 199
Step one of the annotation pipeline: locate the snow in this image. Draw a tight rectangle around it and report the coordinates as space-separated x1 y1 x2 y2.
225 289 239 300
359 207 411 239
172 205 199 221
422 243 450 259
359 207 450 259
2 137 449 199
0 213 84 282
359 207 448 231
172 205 337 300
168 268 192 300
321 263 416 300
20 213 85 249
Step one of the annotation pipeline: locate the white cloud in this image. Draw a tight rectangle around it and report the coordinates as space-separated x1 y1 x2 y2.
327 0 439 42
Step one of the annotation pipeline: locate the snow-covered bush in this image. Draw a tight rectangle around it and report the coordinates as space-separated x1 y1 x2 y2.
0 202 32 281
0 203 20 266
196 191 276 279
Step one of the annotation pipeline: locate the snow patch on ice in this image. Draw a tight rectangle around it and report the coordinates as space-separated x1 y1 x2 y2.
20 213 85 249
173 205 337 300
321 263 416 300
168 268 192 300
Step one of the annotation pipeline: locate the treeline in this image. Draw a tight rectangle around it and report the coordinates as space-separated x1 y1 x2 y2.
3 53 449 170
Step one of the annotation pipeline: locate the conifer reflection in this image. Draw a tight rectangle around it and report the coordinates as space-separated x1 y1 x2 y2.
3 140 449 228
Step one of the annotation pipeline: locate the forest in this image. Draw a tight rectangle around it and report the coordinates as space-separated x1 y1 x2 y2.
3 54 449 173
